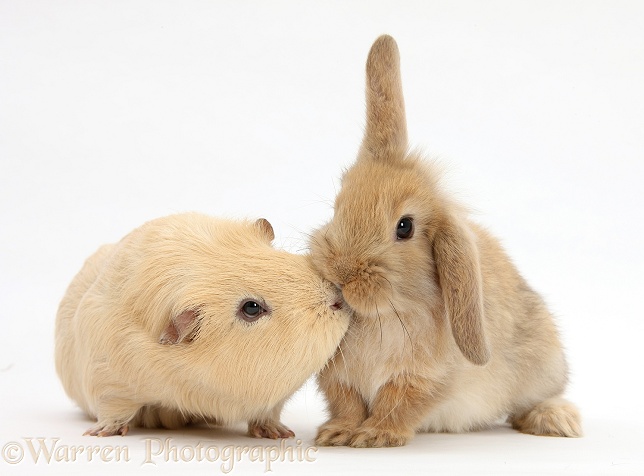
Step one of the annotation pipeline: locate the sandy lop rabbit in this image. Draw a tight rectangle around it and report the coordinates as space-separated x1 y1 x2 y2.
56 213 350 437
310 35 581 447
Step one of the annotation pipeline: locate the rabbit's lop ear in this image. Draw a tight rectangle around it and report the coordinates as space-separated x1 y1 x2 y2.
434 219 491 366
360 35 408 162
159 309 201 345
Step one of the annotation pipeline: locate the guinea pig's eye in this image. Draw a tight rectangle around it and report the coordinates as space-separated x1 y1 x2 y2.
238 300 268 322
396 216 414 240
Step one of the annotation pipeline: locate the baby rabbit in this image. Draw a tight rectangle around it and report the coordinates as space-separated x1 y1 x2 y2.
56 213 350 437
310 35 581 447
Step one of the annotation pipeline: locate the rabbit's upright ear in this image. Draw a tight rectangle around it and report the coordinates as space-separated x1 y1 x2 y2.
359 35 408 162
433 219 491 365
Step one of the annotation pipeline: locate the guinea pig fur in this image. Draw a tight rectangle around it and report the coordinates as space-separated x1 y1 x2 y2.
310 35 582 447
55 213 350 438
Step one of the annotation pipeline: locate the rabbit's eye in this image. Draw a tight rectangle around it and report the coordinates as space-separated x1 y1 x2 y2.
238 300 268 322
396 217 414 240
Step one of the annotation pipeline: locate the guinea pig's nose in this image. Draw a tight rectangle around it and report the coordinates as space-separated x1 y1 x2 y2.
330 300 343 311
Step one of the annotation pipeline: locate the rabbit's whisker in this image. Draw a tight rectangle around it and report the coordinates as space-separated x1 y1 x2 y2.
388 298 414 361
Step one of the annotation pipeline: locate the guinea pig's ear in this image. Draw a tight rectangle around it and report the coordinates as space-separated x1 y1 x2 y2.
159 309 201 345
254 218 275 243
433 218 491 366
359 35 408 163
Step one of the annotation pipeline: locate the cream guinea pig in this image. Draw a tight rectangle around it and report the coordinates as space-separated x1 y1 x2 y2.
55 213 350 437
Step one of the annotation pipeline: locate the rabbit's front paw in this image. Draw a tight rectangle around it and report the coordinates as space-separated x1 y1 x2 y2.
315 419 359 446
349 424 413 448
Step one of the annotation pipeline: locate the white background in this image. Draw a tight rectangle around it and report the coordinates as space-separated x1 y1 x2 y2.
1 1 643 474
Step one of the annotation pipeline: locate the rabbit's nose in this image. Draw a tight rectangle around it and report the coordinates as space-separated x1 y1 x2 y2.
330 300 343 311
333 257 359 287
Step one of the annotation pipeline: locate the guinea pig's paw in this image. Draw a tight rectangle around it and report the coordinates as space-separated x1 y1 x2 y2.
248 419 295 439
315 420 358 446
348 425 413 448
83 421 130 437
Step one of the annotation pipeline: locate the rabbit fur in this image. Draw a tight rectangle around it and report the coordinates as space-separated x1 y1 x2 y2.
310 35 582 447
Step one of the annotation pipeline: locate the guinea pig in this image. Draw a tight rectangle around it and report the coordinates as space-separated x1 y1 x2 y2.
309 35 581 447
55 213 350 437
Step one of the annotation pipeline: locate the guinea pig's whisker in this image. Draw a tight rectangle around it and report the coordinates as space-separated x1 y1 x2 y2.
337 339 352 379
344 332 360 359
323 229 331 247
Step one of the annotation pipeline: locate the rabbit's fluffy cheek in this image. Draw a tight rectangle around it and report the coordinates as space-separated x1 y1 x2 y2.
340 270 393 316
